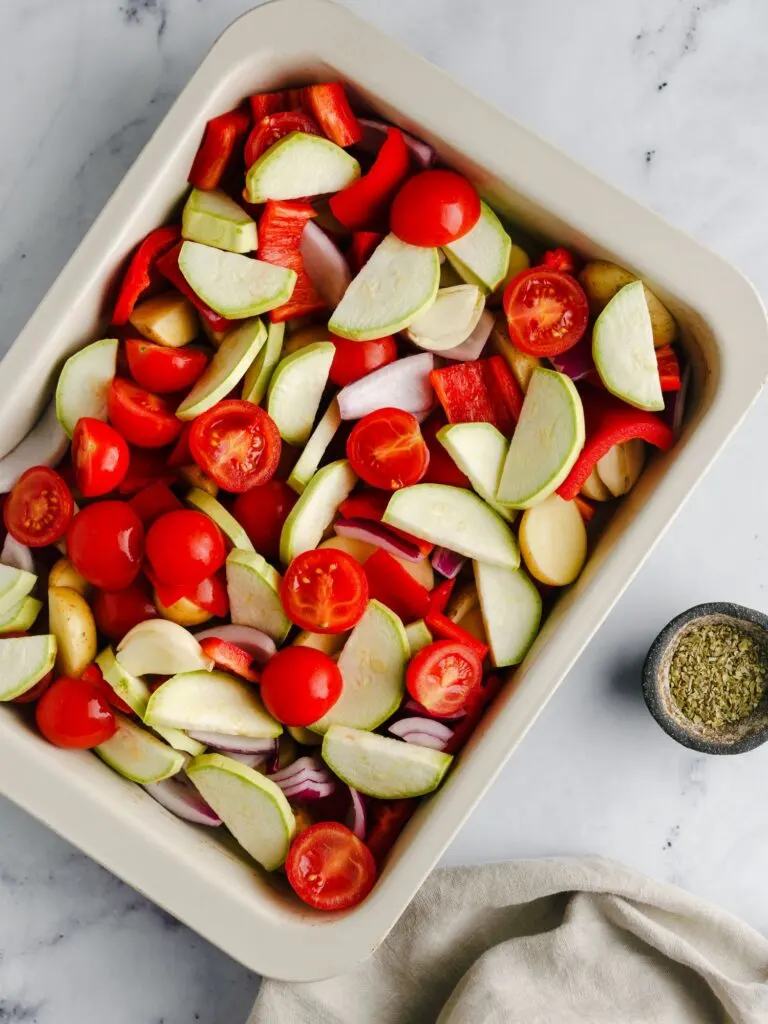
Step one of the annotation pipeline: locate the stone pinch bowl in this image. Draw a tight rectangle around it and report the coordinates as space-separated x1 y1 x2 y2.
642 602 768 755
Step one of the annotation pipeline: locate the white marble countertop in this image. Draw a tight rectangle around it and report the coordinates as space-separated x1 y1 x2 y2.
2 0 768 1020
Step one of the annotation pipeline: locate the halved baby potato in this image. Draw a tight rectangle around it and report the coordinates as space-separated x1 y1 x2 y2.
49 585 98 677
130 291 199 348
519 495 587 587
48 557 90 596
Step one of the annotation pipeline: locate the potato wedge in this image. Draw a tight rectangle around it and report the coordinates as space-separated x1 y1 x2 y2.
519 494 587 587
48 557 90 596
596 439 646 497
446 583 489 647
176 465 219 496
155 593 212 627
578 261 677 347
130 291 199 348
49 585 97 677
283 323 332 357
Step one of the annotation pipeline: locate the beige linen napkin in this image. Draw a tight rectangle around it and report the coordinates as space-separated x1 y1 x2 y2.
249 856 768 1023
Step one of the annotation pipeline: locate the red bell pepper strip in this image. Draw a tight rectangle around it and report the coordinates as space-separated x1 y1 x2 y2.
428 579 456 616
430 357 523 437
557 388 675 500
444 674 503 754
329 127 410 231
365 798 419 867
248 90 287 121
244 111 320 167
286 88 307 111
573 494 595 524
541 247 577 274
257 201 327 323
349 231 384 272
339 490 433 557
128 482 183 526
198 637 259 683
424 610 489 661
155 242 234 333
420 413 471 488
302 83 363 147
168 422 193 467
188 107 250 191
656 345 682 392
364 549 431 622
112 225 181 326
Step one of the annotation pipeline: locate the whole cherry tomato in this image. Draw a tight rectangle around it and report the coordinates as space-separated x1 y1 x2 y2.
92 583 157 642
67 501 144 590
232 479 297 561
36 676 117 748
125 339 209 394
390 170 481 247
260 646 342 727
145 509 226 586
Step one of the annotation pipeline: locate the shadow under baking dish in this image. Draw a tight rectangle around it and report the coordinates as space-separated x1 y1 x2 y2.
0 0 766 982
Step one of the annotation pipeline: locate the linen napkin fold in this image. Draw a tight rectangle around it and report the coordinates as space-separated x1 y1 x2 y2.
249 855 768 1024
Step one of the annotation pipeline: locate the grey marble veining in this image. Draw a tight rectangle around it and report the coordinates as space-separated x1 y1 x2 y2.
3 0 768 1020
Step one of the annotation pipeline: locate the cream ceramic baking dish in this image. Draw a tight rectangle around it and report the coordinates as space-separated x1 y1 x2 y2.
0 0 765 981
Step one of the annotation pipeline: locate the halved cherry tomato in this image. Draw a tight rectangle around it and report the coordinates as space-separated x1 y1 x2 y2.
72 418 130 497
35 676 116 749
329 335 397 388
286 821 376 911
189 400 281 493
390 170 480 247
346 408 429 491
93 583 157 642
125 339 209 394
503 268 589 358
406 639 483 717
81 663 134 716
117 446 176 494
244 111 320 166
128 481 184 526
281 549 368 633
4 466 74 548
232 479 297 562
108 378 182 449
67 501 144 590
145 509 226 586
198 637 259 683
260 647 342 727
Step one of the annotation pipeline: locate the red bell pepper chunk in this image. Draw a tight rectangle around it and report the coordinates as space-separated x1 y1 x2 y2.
364 549 431 622
330 127 410 231
424 611 489 661
420 412 471 488
257 201 328 323
188 107 251 191
286 88 307 111
155 242 234 333
430 357 523 437
248 90 287 121
198 637 260 683
428 578 456 616
573 494 596 524
112 225 182 326
365 798 419 867
244 111 320 167
444 674 503 754
541 247 577 274
129 482 184 526
557 388 675 500
656 345 682 392
339 491 433 557
302 83 362 147
349 231 384 272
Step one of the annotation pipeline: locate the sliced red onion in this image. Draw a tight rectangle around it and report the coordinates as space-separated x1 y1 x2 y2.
358 117 436 169
269 757 337 800
663 357 690 436
389 716 453 750
335 518 422 563
403 698 466 721
186 732 278 756
439 310 494 362
550 333 595 380
432 546 467 579
193 625 276 665
281 778 337 801
143 777 222 827
338 353 434 421
269 755 329 785
346 786 367 840
225 751 268 769
301 220 352 306
1 535 34 573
